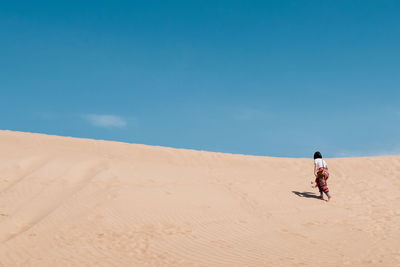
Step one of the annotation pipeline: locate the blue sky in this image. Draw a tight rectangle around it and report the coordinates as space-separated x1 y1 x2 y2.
1 0 399 157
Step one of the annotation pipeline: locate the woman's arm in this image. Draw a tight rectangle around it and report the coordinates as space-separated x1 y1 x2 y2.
313 163 319 187
314 163 317 177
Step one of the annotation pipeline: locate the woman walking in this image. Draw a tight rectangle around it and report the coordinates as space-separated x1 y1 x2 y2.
313 151 331 201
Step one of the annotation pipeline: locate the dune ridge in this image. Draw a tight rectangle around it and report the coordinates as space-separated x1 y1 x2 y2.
0 130 399 266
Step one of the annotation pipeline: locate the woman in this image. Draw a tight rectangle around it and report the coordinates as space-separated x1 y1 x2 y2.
313 151 331 201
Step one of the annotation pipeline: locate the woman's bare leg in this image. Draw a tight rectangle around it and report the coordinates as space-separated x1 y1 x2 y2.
326 191 331 201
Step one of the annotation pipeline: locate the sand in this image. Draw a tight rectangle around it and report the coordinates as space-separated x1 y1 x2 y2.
0 130 399 266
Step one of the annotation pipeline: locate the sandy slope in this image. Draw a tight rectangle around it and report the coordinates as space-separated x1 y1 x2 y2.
0 130 399 266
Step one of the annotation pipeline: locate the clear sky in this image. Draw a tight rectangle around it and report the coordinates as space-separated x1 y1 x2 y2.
1 0 399 157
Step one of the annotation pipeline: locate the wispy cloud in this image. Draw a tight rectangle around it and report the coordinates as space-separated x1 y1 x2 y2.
334 147 400 158
83 114 127 128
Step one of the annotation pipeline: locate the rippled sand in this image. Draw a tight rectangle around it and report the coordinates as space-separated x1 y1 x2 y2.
0 130 399 266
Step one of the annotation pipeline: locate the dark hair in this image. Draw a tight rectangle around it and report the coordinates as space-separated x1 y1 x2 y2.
314 151 322 159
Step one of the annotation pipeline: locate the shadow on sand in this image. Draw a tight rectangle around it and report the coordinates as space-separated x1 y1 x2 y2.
292 191 323 200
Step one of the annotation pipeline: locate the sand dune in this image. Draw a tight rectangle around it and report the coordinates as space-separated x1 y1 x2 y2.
0 130 399 266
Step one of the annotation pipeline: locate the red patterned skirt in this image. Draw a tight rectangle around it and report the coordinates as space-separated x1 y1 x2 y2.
316 167 329 193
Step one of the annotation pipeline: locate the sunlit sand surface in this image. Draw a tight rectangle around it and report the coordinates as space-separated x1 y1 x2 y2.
0 130 399 266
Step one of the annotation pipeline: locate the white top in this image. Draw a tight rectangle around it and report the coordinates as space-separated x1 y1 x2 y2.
314 158 327 168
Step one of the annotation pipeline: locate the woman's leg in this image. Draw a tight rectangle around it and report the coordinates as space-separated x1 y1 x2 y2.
324 189 332 201
318 187 324 199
